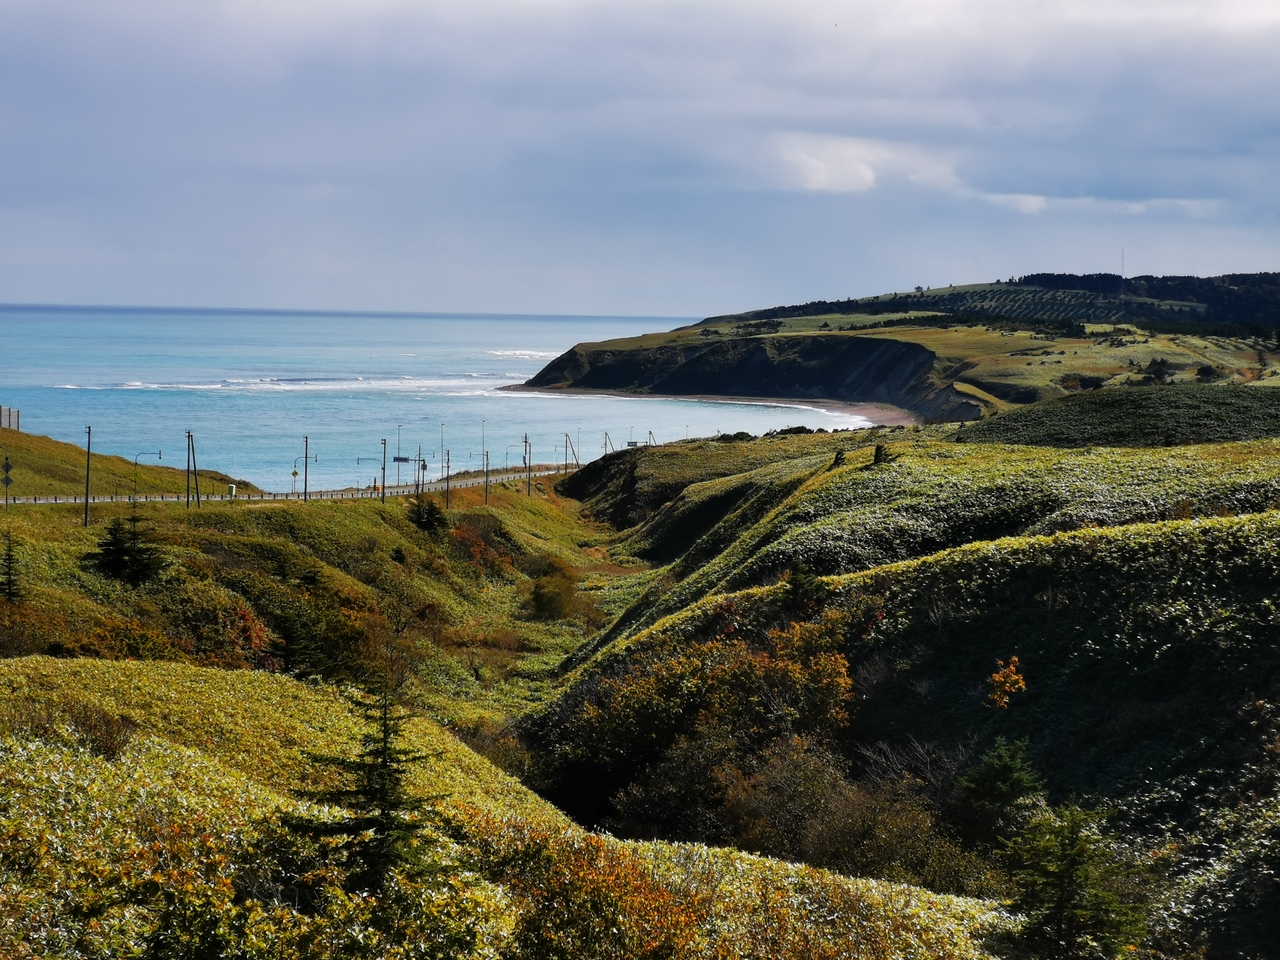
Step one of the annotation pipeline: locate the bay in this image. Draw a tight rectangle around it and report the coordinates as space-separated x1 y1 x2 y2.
0 304 876 493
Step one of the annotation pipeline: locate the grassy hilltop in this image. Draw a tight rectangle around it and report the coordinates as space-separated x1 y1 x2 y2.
6 304 1280 957
0 425 259 499
523 272 1280 422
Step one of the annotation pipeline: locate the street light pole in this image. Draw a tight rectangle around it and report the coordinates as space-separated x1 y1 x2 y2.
83 426 91 527
380 439 387 504
133 450 162 501
396 424 404 486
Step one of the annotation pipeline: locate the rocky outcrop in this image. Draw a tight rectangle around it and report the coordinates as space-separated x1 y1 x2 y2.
525 334 987 421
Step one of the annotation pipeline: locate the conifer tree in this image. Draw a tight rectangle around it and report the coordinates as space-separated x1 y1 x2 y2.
0 529 19 604
87 505 167 585
303 631 435 895
1007 803 1148 959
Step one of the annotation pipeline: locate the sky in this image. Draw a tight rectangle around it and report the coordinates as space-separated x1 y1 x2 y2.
1 0 1278 317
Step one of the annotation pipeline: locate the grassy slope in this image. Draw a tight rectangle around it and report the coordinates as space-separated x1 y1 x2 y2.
533 404 1280 956
956 383 1280 447
580 432 1280 649
0 481 622 729
0 657 1007 960
0 425 260 498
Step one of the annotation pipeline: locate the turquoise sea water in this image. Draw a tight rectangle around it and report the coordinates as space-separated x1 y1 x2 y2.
0 305 876 492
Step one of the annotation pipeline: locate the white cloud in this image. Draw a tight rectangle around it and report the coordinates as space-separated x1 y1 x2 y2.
771 134 961 194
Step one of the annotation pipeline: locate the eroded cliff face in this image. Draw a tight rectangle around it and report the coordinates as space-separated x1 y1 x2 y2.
525 334 987 421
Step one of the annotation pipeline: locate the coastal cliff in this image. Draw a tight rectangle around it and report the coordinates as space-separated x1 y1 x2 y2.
525 333 988 421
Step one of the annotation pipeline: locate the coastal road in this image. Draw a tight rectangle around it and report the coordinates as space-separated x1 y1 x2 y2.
3 467 565 506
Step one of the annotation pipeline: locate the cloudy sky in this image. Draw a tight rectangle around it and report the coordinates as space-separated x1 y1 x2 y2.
1 0 1277 316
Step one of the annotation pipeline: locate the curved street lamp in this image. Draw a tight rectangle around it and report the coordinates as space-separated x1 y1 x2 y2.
133 450 161 501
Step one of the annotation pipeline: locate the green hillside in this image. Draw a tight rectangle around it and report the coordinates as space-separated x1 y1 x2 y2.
0 425 258 499
0 658 1007 960
955 383 1280 447
572 431 1280 649
8 377 1280 958
712 271 1280 331
521 413 1280 959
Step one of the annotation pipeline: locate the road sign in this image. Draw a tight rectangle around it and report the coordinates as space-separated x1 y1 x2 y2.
1 476 10 488
291 470 299 478
393 456 410 463
1 459 9 474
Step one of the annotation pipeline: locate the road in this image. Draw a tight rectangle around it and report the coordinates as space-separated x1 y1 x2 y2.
3 467 565 506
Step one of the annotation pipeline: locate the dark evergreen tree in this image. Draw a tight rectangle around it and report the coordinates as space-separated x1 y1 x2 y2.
298 632 437 895
1006 804 1149 959
407 495 450 537
951 737 1044 847
87 507 167 585
0 529 19 604
785 560 828 617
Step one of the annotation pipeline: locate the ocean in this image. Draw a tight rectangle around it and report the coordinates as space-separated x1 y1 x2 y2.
0 304 877 492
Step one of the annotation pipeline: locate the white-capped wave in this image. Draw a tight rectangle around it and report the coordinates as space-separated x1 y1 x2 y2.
488 350 559 360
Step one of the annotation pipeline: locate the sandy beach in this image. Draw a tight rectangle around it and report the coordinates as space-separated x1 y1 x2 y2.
499 382 920 427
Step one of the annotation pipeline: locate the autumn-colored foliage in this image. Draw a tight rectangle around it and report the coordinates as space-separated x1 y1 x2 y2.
986 656 1026 709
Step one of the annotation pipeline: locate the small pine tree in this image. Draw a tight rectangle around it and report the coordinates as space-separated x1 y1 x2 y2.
0 529 20 604
952 737 1044 847
87 507 167 586
1007 803 1149 959
407 495 450 537
785 560 828 617
302 632 436 895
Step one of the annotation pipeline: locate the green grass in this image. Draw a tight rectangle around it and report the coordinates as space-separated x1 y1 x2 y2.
0 484 618 731
587 434 1280 649
0 425 259 499
0 657 1010 960
533 511 1280 957
955 383 1280 447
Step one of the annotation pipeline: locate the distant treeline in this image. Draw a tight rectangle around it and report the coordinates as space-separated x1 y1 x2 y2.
708 270 1280 331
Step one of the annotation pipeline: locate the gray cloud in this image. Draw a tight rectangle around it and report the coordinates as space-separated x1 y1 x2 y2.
0 0 1277 314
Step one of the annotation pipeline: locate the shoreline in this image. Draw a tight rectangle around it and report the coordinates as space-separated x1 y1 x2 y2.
498 383 920 427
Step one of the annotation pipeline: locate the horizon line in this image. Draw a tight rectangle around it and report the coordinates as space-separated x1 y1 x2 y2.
0 300 698 323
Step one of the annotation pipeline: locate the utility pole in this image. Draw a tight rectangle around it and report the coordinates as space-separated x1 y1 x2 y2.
484 450 490 505
83 426 91 527
525 433 531 496
185 431 192 508
416 444 423 496
396 424 403 486
440 423 445 482
186 435 202 512
380 439 387 504
304 435 311 502
2 444 12 514
445 450 451 509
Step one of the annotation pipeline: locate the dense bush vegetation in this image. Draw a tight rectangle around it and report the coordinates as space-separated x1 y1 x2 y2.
955 384 1280 447
0 658 1009 960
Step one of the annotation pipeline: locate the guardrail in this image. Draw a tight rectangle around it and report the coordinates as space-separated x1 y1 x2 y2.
4 468 563 506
